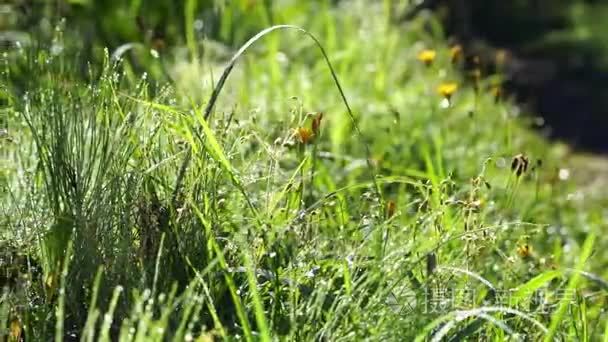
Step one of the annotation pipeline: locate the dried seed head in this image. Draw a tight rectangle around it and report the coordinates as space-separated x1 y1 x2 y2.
471 68 482 90
426 252 437 276
386 200 396 219
450 45 463 64
312 112 323 135
490 85 502 103
496 49 509 66
511 154 530 177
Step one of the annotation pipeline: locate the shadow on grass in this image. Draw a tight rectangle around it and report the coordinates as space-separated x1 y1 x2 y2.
421 0 608 153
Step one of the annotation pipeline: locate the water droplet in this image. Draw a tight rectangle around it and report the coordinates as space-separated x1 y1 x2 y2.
558 168 570 181
194 19 204 31
51 43 64 56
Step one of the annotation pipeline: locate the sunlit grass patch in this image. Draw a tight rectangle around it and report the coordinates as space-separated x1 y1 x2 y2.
2 1 608 341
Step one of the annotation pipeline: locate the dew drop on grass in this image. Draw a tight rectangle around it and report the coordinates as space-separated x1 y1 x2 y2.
276 51 288 64
194 19 204 31
51 43 63 56
558 168 570 180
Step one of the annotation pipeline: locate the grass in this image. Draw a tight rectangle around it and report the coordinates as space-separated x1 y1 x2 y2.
2 0 608 340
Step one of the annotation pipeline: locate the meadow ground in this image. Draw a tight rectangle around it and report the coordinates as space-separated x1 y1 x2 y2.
2 1 608 341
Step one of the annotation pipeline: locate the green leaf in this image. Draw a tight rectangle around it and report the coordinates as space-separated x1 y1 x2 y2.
509 270 562 306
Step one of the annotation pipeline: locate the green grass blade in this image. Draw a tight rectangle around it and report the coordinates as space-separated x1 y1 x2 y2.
545 234 596 341
509 270 562 307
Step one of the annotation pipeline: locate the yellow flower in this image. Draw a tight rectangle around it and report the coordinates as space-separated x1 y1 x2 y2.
295 127 314 144
417 49 436 66
450 45 462 63
437 82 458 99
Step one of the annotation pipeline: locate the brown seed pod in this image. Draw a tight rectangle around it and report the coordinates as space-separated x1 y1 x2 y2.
426 252 437 276
511 154 530 177
386 200 396 219
312 112 323 135
450 45 463 64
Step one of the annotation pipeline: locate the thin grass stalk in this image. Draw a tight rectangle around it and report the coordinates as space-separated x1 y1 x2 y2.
172 25 383 211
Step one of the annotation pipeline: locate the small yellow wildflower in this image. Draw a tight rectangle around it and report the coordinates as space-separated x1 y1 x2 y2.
295 127 314 144
450 45 463 63
437 82 458 100
417 49 436 66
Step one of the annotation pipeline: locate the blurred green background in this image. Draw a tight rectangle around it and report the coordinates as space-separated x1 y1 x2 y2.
4 0 608 150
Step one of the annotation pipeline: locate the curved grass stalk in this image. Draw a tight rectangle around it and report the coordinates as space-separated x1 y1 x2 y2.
172 24 383 210
415 306 548 342
431 313 516 342
437 266 497 292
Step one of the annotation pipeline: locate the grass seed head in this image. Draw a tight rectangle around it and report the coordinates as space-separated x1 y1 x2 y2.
495 49 509 66
311 112 323 135
511 154 530 177
450 44 463 64
386 200 396 218
490 85 502 103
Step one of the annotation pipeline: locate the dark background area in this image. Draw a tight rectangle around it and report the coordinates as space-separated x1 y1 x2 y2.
415 0 608 152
